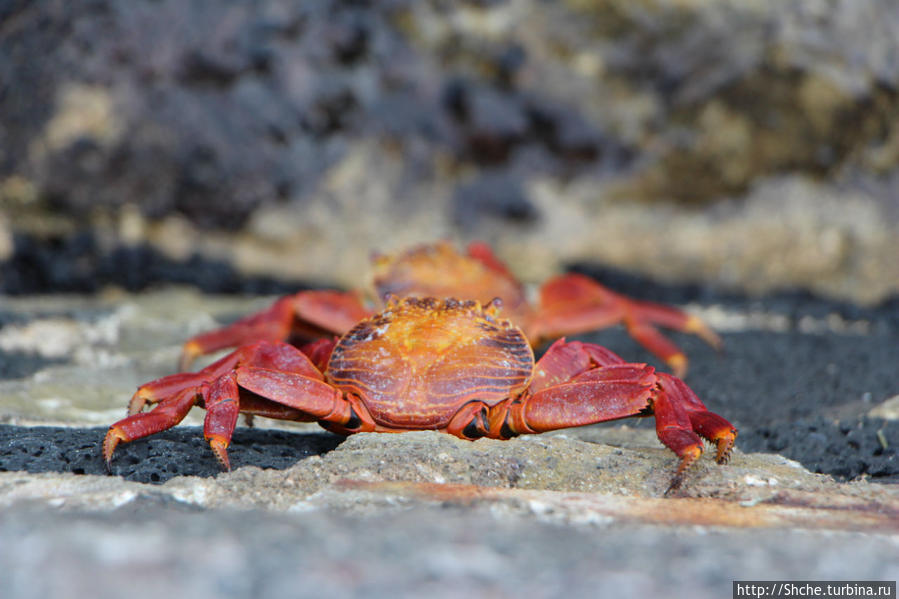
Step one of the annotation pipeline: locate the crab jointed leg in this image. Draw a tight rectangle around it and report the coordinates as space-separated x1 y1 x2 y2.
529 273 722 377
104 341 358 470
655 372 737 466
179 290 370 370
649 375 737 492
447 339 736 487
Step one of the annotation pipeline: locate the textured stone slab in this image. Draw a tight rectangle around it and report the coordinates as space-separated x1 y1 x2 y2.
2 500 896 599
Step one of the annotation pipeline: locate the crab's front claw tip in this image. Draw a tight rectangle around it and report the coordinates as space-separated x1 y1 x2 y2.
207 435 232 472
103 427 127 472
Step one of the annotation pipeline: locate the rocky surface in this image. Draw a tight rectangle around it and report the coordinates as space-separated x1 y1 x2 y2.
2 0 899 303
1 285 898 597
2 0 899 594
2 498 895 599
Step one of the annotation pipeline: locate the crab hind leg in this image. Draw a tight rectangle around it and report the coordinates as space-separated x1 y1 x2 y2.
533 273 721 377
629 298 722 350
104 388 198 469
180 290 370 370
180 297 296 370
106 341 336 470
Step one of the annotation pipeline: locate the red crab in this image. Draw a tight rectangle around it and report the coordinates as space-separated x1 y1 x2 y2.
105 297 736 489
178 241 721 378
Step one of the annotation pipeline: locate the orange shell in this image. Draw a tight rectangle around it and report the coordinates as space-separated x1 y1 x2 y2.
326 297 534 429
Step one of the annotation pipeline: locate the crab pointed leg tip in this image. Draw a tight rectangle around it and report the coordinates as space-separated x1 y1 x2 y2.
207 436 232 471
127 391 149 416
103 428 126 469
677 445 703 474
667 353 688 379
685 316 723 350
715 431 737 464
179 341 202 371
664 473 685 497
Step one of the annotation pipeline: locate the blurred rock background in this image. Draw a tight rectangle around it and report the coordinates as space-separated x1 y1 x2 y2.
1 0 897 302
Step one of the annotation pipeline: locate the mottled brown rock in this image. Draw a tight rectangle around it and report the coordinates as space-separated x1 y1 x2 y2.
2 0 898 303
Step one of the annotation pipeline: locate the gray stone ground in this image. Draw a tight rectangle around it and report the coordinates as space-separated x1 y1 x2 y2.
1 288 898 597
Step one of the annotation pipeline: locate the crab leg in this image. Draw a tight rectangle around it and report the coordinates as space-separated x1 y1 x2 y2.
447 339 657 439
466 241 519 280
203 373 242 469
656 372 737 464
129 335 327 415
102 388 197 469
180 290 370 369
297 337 339 373
506 375 733 489
529 273 721 377
128 348 243 416
451 339 735 487
104 341 342 469
513 373 658 434
527 338 626 393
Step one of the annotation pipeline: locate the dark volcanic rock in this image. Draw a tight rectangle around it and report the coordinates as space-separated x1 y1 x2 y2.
0 425 344 484
740 417 899 482
0 0 631 228
0 231 315 295
4 0 896 224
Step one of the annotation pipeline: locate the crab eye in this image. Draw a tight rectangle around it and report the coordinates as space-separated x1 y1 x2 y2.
383 292 400 307
483 297 503 316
